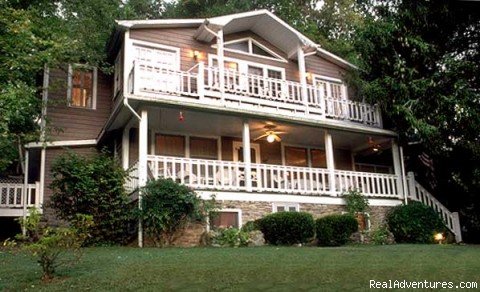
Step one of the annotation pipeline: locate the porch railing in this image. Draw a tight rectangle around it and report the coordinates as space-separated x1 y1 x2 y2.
144 155 401 198
0 181 41 209
128 61 382 127
406 172 462 242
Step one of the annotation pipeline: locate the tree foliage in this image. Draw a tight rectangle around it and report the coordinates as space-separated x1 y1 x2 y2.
353 0 480 242
50 151 133 245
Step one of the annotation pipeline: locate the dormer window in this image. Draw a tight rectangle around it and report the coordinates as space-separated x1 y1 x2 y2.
217 37 286 62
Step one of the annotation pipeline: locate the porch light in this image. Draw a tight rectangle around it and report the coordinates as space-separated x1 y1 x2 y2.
434 232 444 244
193 50 200 61
306 72 312 81
266 133 276 143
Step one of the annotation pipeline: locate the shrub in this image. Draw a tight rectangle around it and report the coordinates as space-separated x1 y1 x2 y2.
316 214 358 246
138 178 215 247
344 190 370 214
212 228 249 247
370 225 394 245
241 220 261 232
257 212 315 245
10 208 93 281
387 201 446 243
50 151 133 245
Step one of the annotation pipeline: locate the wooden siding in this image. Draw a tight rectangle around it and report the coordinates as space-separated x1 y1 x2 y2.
129 28 348 85
46 67 113 141
43 146 98 223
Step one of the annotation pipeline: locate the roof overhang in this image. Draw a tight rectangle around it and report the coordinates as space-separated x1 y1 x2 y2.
111 10 357 70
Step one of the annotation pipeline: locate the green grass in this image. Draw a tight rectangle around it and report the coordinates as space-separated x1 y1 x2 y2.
1 245 479 291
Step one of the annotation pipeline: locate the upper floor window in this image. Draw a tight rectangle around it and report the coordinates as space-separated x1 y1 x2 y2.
218 37 287 62
314 76 346 100
68 64 97 109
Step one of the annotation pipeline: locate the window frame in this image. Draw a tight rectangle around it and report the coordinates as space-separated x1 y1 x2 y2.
213 37 288 63
272 203 300 213
209 208 243 230
281 143 326 168
312 74 348 101
67 64 97 110
208 54 286 81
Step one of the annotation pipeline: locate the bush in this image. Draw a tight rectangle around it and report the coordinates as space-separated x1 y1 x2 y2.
212 228 249 247
257 212 315 245
9 208 93 281
370 225 394 245
344 190 370 214
50 151 133 245
138 178 215 247
241 220 261 232
316 214 358 246
387 201 446 243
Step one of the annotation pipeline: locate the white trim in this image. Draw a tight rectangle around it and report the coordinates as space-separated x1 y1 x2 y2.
198 191 403 207
67 64 98 110
211 208 243 228
208 54 286 81
232 141 261 163
313 74 343 84
212 37 288 63
25 139 97 148
272 202 300 212
130 39 181 71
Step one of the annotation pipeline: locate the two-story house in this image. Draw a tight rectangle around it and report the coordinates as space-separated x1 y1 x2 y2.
0 10 462 244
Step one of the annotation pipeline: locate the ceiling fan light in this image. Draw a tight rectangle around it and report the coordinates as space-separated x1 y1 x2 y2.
266 134 276 143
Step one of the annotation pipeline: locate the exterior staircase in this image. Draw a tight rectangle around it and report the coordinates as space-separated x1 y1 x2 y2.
406 172 462 242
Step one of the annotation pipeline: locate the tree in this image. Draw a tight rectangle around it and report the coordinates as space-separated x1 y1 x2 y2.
354 0 480 242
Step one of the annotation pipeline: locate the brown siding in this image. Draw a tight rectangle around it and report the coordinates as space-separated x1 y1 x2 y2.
334 149 353 170
46 67 112 141
129 28 347 85
43 146 98 224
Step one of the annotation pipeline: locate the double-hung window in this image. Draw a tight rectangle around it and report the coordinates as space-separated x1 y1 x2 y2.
68 64 97 109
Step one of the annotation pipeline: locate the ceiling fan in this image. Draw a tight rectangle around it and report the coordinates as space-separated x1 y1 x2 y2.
254 124 286 143
368 137 383 153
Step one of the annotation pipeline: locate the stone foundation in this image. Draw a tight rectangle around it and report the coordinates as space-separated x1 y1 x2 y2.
170 200 394 247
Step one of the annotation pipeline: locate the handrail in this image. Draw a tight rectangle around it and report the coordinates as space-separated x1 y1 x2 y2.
0 182 40 208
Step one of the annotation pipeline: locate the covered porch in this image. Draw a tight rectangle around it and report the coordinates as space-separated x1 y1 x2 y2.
119 106 404 199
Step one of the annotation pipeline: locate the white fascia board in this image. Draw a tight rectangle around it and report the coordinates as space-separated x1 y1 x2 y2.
197 191 403 207
25 139 97 149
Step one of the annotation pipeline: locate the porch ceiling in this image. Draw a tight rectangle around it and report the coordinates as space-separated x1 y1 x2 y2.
145 107 391 151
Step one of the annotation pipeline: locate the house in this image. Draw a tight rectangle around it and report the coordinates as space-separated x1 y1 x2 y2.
0 10 462 244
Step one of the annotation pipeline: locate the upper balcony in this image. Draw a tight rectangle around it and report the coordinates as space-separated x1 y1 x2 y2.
126 61 382 128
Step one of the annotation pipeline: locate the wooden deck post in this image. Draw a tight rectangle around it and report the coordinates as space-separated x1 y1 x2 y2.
406 171 416 202
138 109 148 248
451 212 463 243
324 130 336 196
122 126 130 170
391 140 404 199
297 46 309 114
217 29 225 101
22 149 29 236
242 121 252 192
197 61 205 99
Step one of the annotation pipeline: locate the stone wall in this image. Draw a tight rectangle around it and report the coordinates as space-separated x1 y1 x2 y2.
171 200 394 247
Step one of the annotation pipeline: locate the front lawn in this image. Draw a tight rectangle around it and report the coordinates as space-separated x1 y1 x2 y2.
1 245 479 291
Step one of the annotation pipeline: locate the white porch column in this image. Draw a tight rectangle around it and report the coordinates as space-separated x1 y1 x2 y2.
297 46 309 113
217 29 225 100
242 121 252 192
138 109 148 248
324 130 336 196
391 140 404 199
22 149 29 236
122 126 130 170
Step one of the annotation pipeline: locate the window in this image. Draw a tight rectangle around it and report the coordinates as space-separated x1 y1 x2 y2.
155 134 185 157
190 137 218 160
210 210 241 229
273 203 299 213
285 146 308 167
314 77 346 100
220 37 286 61
113 51 123 98
310 149 327 168
68 64 97 109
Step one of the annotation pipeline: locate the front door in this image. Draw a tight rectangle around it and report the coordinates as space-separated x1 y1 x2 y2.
232 141 261 163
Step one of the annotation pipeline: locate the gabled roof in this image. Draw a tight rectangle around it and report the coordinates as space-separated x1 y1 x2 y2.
115 10 356 70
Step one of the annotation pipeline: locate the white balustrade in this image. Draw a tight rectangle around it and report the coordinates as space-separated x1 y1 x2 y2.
128 61 382 127
142 155 400 198
0 182 40 208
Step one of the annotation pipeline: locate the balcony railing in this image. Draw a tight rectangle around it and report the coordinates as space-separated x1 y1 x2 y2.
128 61 382 127
143 155 400 198
0 181 41 209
